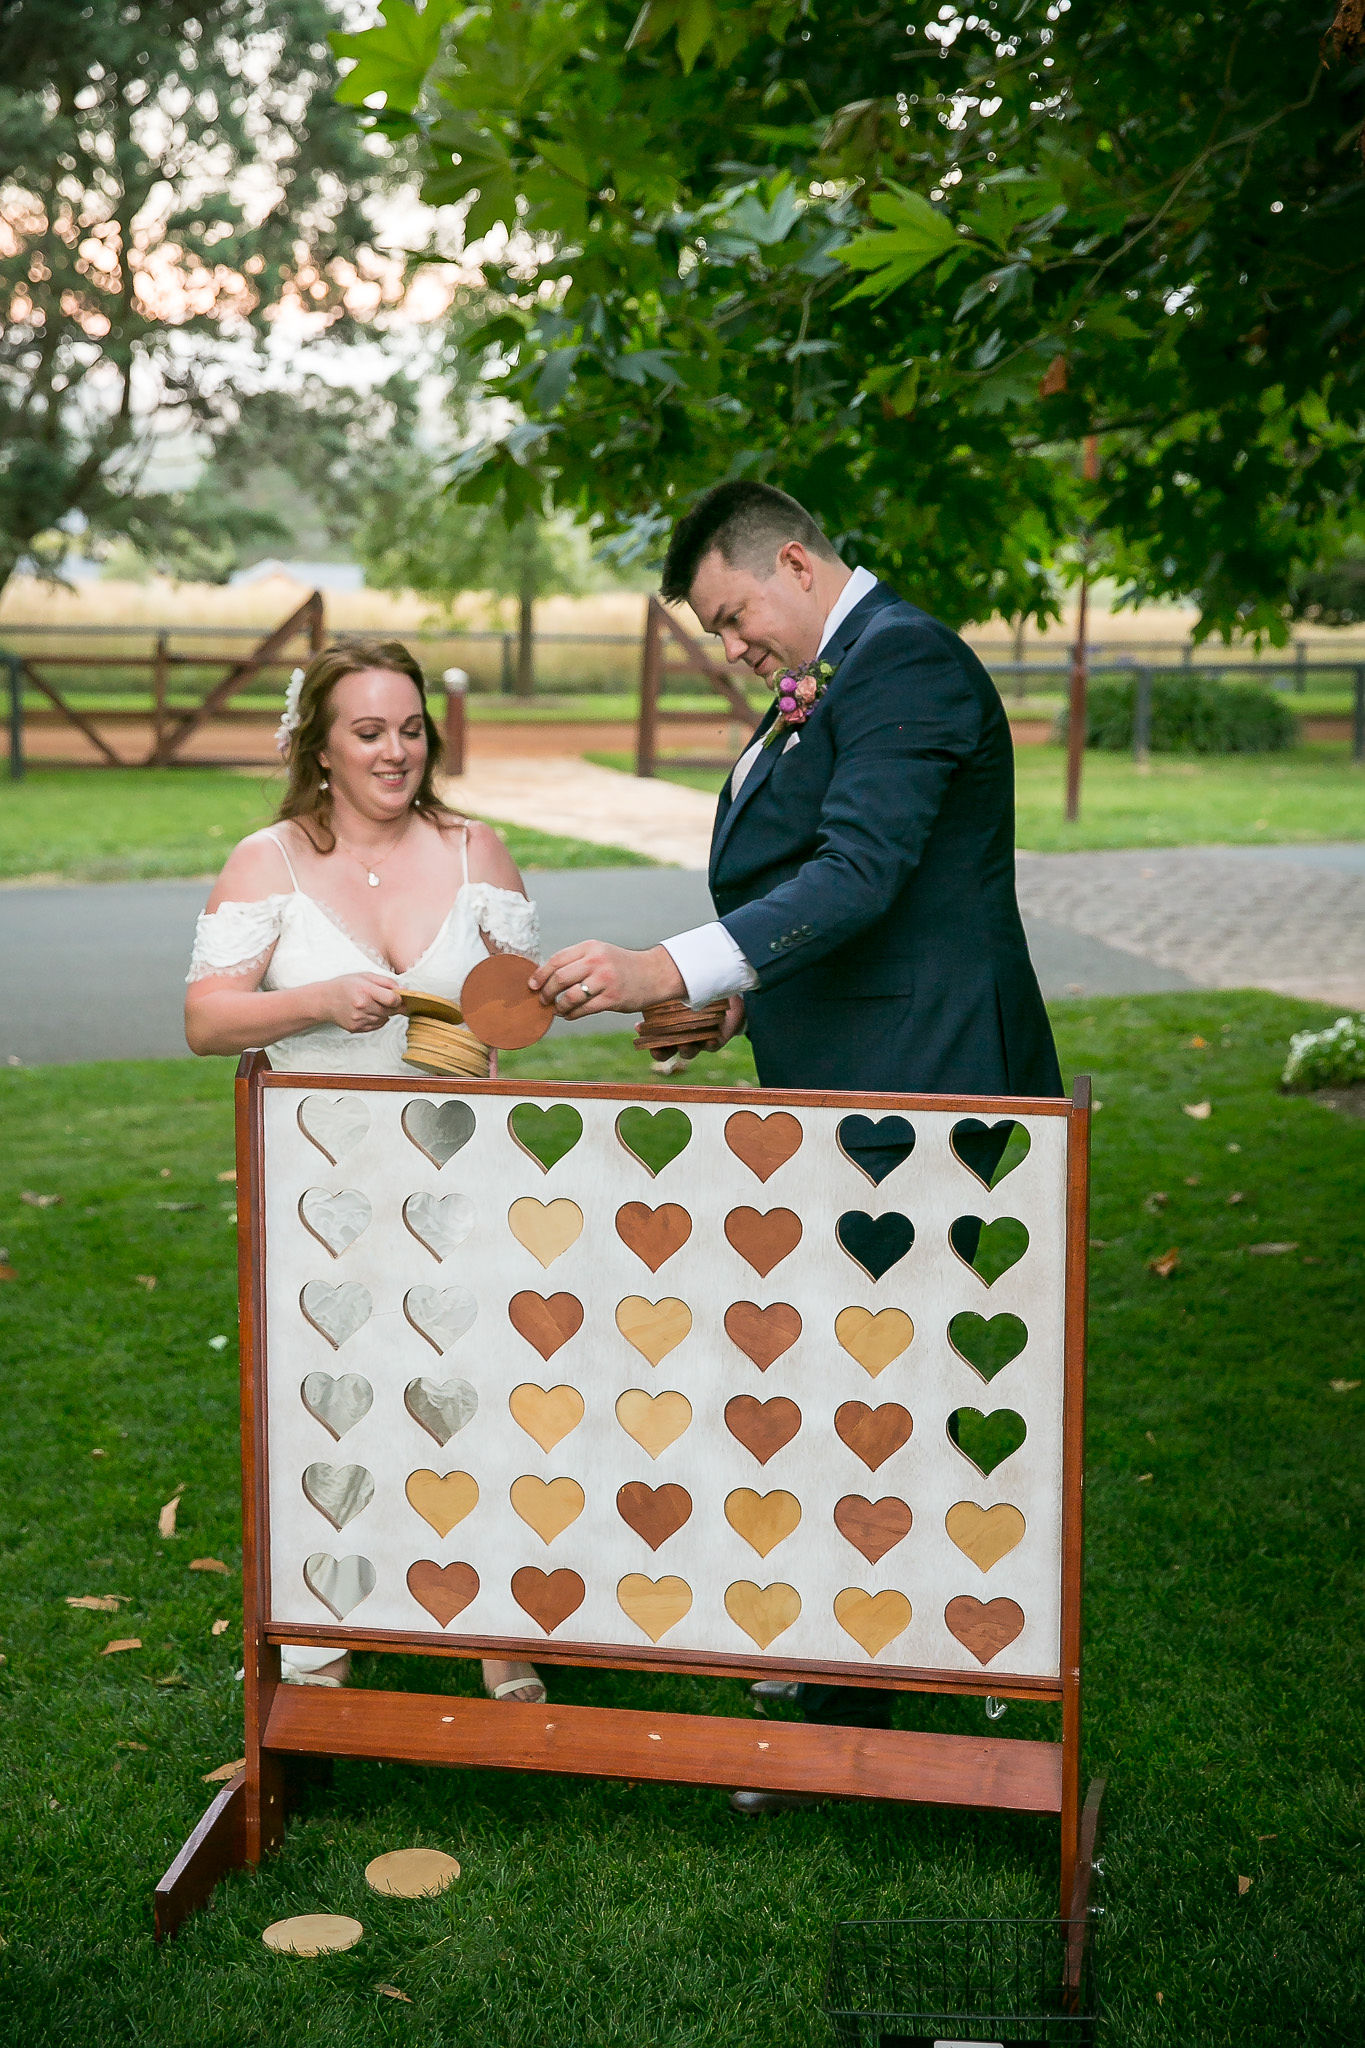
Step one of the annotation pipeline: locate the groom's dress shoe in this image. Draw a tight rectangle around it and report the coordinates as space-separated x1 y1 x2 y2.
750 1679 801 1709
728 1787 821 1817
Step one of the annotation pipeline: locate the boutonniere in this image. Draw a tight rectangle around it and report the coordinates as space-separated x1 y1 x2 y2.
760 659 835 749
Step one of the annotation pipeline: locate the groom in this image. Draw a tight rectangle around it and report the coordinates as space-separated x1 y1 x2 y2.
531 481 1062 1797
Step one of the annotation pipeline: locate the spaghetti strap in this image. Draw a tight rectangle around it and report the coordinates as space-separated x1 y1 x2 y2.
265 827 301 892
461 823 471 887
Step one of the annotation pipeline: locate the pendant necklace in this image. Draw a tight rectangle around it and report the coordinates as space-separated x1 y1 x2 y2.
334 819 410 888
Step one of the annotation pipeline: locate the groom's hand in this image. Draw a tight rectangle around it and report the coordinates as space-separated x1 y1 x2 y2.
530 941 686 1019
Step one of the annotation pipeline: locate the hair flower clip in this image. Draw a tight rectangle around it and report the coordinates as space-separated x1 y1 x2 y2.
274 667 306 758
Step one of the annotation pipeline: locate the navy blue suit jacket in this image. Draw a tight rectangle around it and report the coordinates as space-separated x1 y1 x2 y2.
710 583 1062 1098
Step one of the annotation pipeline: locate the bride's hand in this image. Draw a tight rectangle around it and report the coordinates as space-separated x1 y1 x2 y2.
318 972 404 1034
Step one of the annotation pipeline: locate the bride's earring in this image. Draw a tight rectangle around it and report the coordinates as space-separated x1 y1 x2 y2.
319 776 329 792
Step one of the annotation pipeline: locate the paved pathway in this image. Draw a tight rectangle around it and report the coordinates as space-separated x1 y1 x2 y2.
444 758 718 868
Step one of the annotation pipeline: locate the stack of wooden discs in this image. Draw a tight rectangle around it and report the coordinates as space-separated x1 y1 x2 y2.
400 992 490 1079
634 998 728 1059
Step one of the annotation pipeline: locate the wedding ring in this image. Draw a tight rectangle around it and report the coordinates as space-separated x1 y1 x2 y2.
579 982 597 1000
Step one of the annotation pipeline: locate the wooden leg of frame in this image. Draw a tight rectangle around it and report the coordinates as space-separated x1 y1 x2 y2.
1064 1776 1106 2010
244 1638 286 1863
153 1772 248 1943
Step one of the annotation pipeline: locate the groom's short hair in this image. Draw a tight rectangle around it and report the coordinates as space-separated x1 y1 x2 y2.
661 481 839 602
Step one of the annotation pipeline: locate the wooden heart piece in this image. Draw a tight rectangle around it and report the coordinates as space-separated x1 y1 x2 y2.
945 1594 1026 1664
723 1110 803 1182
835 1400 913 1471
615 1388 692 1460
725 1394 801 1465
509 1197 584 1269
724 1207 802 1278
833 1494 914 1565
834 1306 915 1377
508 1291 584 1361
511 1566 585 1633
616 1106 692 1176
297 1095 369 1166
834 1587 913 1657
617 1573 693 1643
724 1580 801 1650
508 1101 583 1172
407 1559 479 1628
615 1202 692 1272
836 1212 915 1282
724 1301 801 1371
405 1469 479 1538
724 1488 801 1558
401 1098 476 1168
945 1501 1026 1571
299 1188 372 1258
510 1474 585 1545
615 1295 691 1366
616 1481 693 1550
509 1383 584 1453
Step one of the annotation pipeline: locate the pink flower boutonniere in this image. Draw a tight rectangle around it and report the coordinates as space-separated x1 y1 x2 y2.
760 658 835 749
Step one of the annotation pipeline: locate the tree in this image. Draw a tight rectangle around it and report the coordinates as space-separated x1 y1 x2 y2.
332 0 1365 640
0 0 406 599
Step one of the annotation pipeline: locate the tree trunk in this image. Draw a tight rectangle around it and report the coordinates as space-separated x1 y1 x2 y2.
515 521 536 699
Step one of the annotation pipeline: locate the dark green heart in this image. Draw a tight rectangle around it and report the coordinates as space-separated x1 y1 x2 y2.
948 1312 1028 1380
837 1114 916 1186
949 1215 1029 1285
616 1106 692 1176
508 1102 583 1173
951 1117 1030 1190
949 1406 1027 1475
836 1211 915 1281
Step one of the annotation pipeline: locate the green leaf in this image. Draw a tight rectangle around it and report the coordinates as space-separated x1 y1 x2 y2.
331 0 456 114
833 185 959 303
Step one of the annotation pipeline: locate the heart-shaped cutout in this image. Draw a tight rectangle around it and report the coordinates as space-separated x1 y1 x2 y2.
724 1580 801 1650
945 1594 1025 1664
303 1551 375 1619
835 1400 913 1471
949 1216 1029 1285
615 1295 691 1366
834 1306 915 1377
301 1371 372 1441
949 1408 1027 1476
945 1501 1026 1571
724 1110 803 1182
508 1102 583 1173
833 1494 914 1565
299 1188 372 1258
836 1213 915 1282
724 1207 802 1278
615 1388 692 1460
616 1481 692 1550
508 1291 584 1360
511 1566 585 1634
617 1573 692 1642
833 1587 913 1658
297 1096 369 1166
948 1312 1027 1379
403 1191 475 1262
404 1376 478 1447
407 1559 478 1627
836 1115 916 1186
300 1280 372 1351
615 1202 691 1272
616 1106 692 1176
403 1284 477 1354
509 1382 584 1453
951 1117 1029 1189
302 1461 374 1531
724 1394 801 1465
402 1097 476 1168
510 1197 584 1269
724 1301 801 1371
724 1487 801 1558
510 1474 585 1545
405 1469 479 1537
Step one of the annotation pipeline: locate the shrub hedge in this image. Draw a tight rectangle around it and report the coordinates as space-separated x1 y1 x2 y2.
1054 673 1299 753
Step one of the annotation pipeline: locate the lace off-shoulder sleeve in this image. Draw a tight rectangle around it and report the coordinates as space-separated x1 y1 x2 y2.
465 884 542 962
186 896 287 983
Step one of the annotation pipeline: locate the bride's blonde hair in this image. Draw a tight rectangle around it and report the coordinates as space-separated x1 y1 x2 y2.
275 639 456 854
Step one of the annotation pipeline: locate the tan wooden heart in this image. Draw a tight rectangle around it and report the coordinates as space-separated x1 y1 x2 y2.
615 1387 692 1460
724 1579 801 1650
724 1301 802 1371
509 1197 584 1268
833 1587 913 1658
407 1559 478 1627
615 1295 692 1366
617 1572 693 1642
509 1382 584 1453
508 1290 584 1360
944 1594 1026 1664
723 1110 803 1182
510 1474 585 1545
404 1469 479 1538
724 1206 802 1278
945 1501 1026 1572
834 1305 915 1377
615 1202 692 1272
724 1487 801 1558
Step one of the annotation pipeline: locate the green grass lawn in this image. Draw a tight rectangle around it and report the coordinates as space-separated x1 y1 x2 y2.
0 767 654 882
0 993 1361 2044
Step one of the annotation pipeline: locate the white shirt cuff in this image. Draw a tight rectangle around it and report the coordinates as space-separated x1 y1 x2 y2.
660 923 759 1008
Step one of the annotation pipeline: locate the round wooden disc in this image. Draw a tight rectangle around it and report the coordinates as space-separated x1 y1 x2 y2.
459 953 552 1050
261 1913 364 1956
364 1847 462 1898
399 989 466 1027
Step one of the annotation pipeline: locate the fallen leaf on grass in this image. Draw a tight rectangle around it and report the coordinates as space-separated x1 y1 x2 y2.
48 1797 60 1810
102 1638 141 1656
208 1335 229 1351
156 1674 188 1688
159 1168 172 1180
1245 1243 1298 1257
66 1594 125 1612
377 1987 413 2004
1156 1991 1164 2005
216 1170 237 1184
1188 1035 1208 1049
158 1493 182 1538
203 1758 245 1783
1142 1191 1169 1213
1226 1141 1241 1153
90 1447 107 1459
115 1741 148 1751
1238 1875 1253 1896
20 1190 61 1207
1257 1833 1277 1842
1182 1101 1212 1121
134 1275 157 1291
156 1201 204 1213
1184 1174 1201 1186
1330 1379 1361 1394
0 1261 16 1282
190 1557 229 1574
1144 1430 1156 1444
211 1619 230 1636
1227 1191 1245 1206
1148 1247 1181 1277
1136 1472 1153 1483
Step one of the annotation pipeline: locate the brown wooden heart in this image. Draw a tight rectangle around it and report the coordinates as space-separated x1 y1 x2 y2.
835 1400 914 1472
945 1502 1026 1572
724 1487 801 1558
508 1290 584 1361
511 1566 586 1634
617 1573 693 1643
405 1469 479 1538
724 1207 802 1278
945 1594 1025 1664
407 1560 478 1628
724 1394 802 1465
723 1110 803 1182
616 1481 693 1550
833 1494 914 1564
615 1201 692 1272
724 1579 801 1650
724 1301 801 1371
833 1587 913 1658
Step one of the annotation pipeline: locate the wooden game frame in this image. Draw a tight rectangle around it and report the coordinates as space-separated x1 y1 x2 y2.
156 1056 1102 1953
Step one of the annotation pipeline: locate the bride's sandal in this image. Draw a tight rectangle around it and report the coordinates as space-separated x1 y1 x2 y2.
483 1660 547 1706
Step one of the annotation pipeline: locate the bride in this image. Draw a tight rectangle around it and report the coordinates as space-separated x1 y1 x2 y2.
185 637 546 1705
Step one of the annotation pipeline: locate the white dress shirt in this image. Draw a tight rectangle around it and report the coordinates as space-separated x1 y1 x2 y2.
661 567 879 1008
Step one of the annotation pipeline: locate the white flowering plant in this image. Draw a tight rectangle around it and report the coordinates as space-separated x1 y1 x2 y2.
1281 1014 1365 1091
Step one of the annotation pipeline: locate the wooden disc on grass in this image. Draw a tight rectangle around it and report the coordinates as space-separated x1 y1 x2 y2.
261 1913 364 1956
460 953 552 1050
365 1847 462 1898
